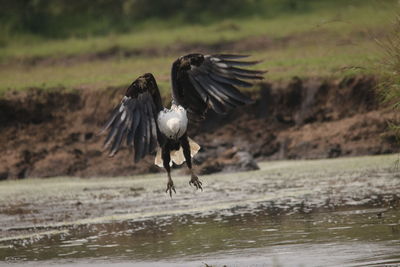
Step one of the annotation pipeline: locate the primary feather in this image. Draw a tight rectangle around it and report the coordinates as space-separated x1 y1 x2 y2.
171 53 265 122
101 73 162 162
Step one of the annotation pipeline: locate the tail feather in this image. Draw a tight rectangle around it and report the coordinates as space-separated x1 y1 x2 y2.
154 137 200 168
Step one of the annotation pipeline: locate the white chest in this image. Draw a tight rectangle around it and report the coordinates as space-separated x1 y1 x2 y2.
157 105 188 140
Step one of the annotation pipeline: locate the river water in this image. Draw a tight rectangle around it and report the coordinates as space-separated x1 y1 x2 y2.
1 154 400 266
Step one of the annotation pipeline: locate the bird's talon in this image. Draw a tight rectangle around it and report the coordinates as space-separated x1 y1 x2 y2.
166 181 176 197
190 174 203 191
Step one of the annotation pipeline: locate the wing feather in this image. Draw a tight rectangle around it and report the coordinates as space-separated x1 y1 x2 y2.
109 120 128 157
142 99 151 157
231 72 264 81
146 100 158 152
101 73 163 163
188 75 208 102
212 54 250 60
202 76 247 107
229 66 266 76
101 106 121 133
208 72 253 88
134 103 146 162
193 75 228 114
103 109 124 148
196 75 237 109
205 78 254 105
171 53 264 122
126 107 140 146
217 59 261 67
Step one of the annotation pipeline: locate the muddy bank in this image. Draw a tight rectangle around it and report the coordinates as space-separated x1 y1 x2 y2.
0 154 399 242
0 75 399 179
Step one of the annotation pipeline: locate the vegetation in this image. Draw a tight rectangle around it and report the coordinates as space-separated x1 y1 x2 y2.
0 0 398 93
377 16 400 136
0 0 377 40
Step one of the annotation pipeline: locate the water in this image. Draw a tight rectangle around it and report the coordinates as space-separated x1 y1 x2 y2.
1 154 400 266
2 206 400 266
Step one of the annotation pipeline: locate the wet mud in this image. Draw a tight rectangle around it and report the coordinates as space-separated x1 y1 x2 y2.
0 154 399 266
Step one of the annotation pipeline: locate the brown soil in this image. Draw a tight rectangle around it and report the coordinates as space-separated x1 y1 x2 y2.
0 75 399 179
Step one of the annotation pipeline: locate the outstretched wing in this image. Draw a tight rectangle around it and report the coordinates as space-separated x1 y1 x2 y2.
101 73 163 162
171 53 265 121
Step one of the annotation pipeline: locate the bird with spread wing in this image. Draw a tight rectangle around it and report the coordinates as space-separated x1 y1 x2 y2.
101 53 265 196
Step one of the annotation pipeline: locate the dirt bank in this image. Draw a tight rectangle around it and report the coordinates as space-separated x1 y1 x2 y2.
0 75 399 179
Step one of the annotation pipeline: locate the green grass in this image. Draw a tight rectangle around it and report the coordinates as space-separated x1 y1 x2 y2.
1 2 395 61
0 1 398 93
0 39 380 93
375 15 400 138
0 56 175 93
257 39 381 80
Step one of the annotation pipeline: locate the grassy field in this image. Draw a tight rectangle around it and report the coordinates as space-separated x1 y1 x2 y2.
0 1 398 93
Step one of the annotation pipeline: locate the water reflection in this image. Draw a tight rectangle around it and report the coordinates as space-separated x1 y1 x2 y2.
1 206 400 266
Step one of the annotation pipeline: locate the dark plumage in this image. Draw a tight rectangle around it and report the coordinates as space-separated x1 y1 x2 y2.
171 53 264 121
101 73 163 162
102 54 265 196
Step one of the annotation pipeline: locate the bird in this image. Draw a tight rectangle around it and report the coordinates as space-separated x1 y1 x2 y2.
101 53 264 196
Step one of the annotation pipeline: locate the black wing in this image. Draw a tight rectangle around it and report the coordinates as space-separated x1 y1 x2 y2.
171 53 265 121
101 73 163 162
